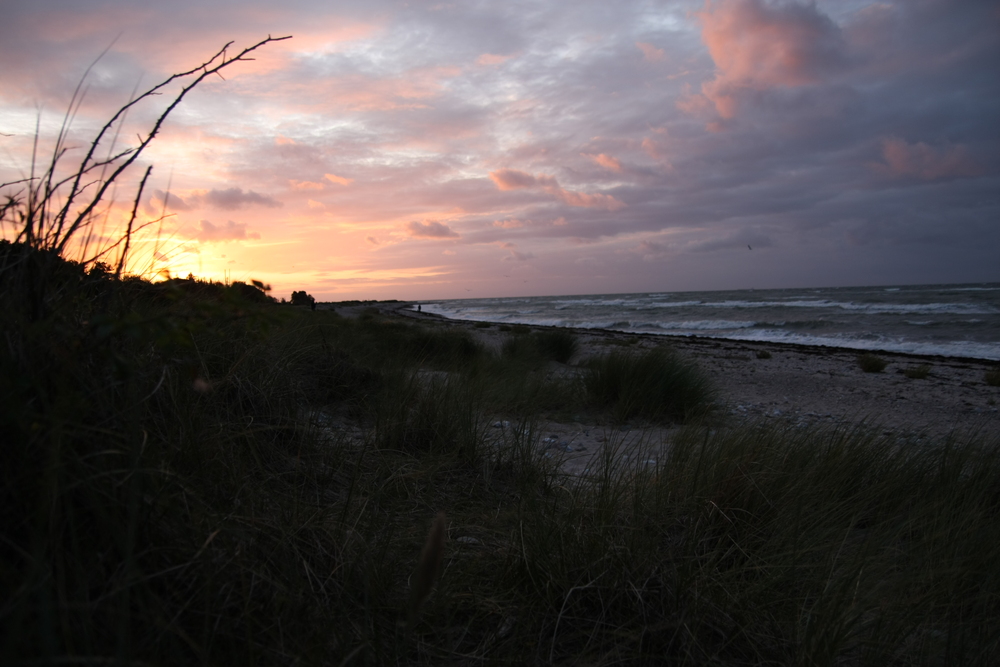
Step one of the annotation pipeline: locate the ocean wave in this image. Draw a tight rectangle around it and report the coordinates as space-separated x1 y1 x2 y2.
717 330 1000 360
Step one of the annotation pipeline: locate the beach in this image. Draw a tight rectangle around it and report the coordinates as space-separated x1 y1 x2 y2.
379 302 1000 473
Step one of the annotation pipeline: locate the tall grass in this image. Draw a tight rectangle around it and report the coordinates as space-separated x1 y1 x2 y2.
584 347 716 422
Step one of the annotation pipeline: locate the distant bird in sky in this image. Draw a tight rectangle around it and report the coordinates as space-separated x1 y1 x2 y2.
748 245 752 250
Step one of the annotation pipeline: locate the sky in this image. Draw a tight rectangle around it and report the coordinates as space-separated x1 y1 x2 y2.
1 0 998 301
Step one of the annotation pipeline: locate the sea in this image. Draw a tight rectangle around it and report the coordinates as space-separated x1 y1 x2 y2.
419 284 1000 361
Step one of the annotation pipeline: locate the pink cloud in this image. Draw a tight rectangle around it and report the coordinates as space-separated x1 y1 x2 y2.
324 173 354 186
476 53 512 66
488 169 625 211
489 168 538 190
636 42 665 63
197 219 260 243
290 179 325 190
641 138 665 160
584 153 623 172
877 138 982 181
406 220 459 238
554 190 625 211
493 218 524 228
691 0 845 118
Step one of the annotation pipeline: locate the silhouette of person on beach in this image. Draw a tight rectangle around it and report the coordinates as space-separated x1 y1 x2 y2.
417 305 421 312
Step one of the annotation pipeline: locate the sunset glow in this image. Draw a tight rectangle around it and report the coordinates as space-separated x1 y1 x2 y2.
2 0 997 300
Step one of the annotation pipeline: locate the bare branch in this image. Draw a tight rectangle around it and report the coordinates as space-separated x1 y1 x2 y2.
116 165 152 278
53 34 292 255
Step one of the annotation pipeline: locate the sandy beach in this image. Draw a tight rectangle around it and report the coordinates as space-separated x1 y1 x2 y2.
328 302 1000 473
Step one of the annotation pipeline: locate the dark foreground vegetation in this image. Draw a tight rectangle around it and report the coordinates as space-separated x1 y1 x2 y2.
2 246 999 665
3 37 999 667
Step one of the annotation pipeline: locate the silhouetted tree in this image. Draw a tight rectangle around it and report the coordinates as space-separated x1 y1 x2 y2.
291 290 315 307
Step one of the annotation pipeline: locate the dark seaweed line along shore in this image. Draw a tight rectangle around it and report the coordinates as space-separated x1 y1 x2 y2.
4 41 1000 667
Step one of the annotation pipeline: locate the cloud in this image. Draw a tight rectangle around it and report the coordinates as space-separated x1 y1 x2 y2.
637 240 672 260
493 218 524 228
151 189 193 211
476 53 512 66
196 219 261 243
289 179 325 190
877 137 982 181
489 168 539 191
406 220 460 238
636 42 665 63
366 236 379 245
502 249 534 262
687 228 773 253
691 0 846 118
324 173 354 186
198 188 282 210
584 153 623 172
554 189 625 210
488 169 625 211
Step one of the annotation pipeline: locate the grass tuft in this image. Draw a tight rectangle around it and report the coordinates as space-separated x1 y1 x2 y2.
857 352 888 373
535 329 578 364
986 367 1000 387
584 347 715 422
903 363 932 379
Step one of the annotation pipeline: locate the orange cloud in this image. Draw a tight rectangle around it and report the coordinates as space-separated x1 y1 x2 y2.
878 138 982 181
324 173 354 186
290 179 325 190
584 153 622 172
489 168 539 190
690 0 845 118
636 42 665 62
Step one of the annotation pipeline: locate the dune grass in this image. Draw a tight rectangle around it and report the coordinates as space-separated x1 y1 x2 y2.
584 347 716 423
2 264 998 665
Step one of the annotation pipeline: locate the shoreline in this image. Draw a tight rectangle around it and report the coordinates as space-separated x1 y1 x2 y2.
380 301 1000 448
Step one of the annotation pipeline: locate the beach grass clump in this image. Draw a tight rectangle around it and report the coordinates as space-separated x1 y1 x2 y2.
756 349 772 359
499 329 577 366
986 367 1000 387
534 329 578 364
473 321 491 328
903 363 932 379
584 347 715 422
857 352 889 373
